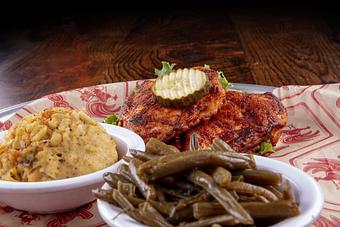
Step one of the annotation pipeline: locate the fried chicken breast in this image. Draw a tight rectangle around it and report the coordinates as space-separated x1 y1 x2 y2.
182 91 288 152
119 67 226 143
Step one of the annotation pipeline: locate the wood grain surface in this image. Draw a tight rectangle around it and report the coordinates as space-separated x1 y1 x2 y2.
0 4 339 109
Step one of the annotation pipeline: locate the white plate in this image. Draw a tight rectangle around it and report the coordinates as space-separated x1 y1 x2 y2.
97 155 323 227
0 124 145 213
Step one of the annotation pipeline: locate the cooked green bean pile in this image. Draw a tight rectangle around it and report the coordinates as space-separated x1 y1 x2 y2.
93 138 300 227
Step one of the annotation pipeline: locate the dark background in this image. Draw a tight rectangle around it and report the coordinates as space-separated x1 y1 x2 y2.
0 0 339 108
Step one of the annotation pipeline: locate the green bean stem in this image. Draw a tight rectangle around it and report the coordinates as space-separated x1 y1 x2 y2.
187 170 253 225
138 151 254 181
130 149 160 161
146 138 180 155
193 200 300 219
139 202 174 227
129 158 157 200
212 167 232 187
227 181 279 202
237 169 282 186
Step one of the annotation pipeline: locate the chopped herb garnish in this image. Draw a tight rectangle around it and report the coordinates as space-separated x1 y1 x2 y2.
154 61 176 77
218 71 232 89
257 141 274 156
104 114 119 125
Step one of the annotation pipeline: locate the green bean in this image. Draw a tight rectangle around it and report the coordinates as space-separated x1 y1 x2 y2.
212 151 255 168
117 164 134 183
256 195 270 203
232 175 244 182
157 186 189 199
112 189 135 210
130 149 160 161
138 151 254 181
193 202 226 219
139 202 173 227
92 188 117 205
264 185 283 199
117 181 136 197
187 170 253 225
193 201 300 220
122 155 133 163
146 138 180 155
99 138 300 226
241 201 300 219
149 200 176 217
230 190 239 201
124 195 176 216
103 172 131 188
237 169 282 186
122 196 176 217
129 158 157 200
282 180 296 202
211 224 222 227
167 206 194 225
126 196 144 207
172 191 211 215
179 214 238 227
212 167 232 187
238 195 259 202
227 181 279 202
211 138 235 152
112 190 161 226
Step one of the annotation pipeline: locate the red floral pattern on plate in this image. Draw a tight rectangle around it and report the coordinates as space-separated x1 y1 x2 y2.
16 212 40 225
46 203 93 227
312 84 340 129
303 156 340 189
0 120 12 131
0 82 339 226
0 205 15 213
336 98 340 108
280 124 320 144
314 214 340 227
47 94 72 108
75 86 121 118
270 102 333 158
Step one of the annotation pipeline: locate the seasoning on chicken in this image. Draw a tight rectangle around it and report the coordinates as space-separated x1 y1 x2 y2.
119 66 226 143
182 91 288 152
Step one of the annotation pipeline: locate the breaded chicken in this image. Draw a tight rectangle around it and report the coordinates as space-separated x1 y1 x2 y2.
182 91 288 152
119 67 226 143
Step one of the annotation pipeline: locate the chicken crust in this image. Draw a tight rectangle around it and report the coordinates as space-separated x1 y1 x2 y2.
183 91 288 152
119 67 226 143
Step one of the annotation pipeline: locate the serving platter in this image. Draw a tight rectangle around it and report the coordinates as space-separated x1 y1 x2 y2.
0 82 339 227
0 83 275 122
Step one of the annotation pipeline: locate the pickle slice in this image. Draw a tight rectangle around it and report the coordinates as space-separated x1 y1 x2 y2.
152 68 210 107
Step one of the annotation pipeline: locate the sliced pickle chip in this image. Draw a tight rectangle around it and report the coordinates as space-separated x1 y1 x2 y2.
152 68 210 107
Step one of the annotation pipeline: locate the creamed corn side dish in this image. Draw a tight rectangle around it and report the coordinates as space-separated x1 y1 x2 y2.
0 107 118 182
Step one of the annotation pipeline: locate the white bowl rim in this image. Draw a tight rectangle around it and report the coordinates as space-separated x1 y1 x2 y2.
97 155 324 227
0 123 145 193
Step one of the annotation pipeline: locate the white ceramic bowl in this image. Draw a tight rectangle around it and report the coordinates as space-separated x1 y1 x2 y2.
97 155 324 227
0 123 145 213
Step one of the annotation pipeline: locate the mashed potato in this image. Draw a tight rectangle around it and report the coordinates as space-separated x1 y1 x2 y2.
0 107 118 182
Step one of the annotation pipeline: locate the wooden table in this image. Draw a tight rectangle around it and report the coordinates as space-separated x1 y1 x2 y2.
0 4 339 109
